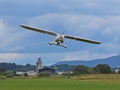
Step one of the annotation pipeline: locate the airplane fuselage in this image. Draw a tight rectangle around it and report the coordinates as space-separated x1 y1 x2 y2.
55 34 64 45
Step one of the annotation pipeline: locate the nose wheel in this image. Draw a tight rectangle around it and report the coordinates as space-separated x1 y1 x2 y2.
48 42 53 45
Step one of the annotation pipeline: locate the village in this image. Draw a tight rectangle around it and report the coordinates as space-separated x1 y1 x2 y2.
14 57 120 77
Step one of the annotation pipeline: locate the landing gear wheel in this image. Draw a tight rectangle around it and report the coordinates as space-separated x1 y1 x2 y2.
48 42 52 45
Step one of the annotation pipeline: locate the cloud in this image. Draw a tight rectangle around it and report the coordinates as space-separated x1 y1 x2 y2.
1 0 120 17
61 50 117 61
27 14 120 40
102 16 120 35
101 43 120 52
0 53 21 60
0 0 120 65
83 2 101 8
25 14 120 55
0 52 63 65
1 13 120 54
27 14 106 36
0 51 117 65
0 18 26 52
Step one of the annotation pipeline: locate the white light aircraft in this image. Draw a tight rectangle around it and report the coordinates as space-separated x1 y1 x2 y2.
20 24 101 48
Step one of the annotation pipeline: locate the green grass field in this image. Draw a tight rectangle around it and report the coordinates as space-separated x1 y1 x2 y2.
0 74 120 90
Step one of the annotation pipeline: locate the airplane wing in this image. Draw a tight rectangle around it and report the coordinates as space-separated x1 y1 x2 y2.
64 35 101 44
20 24 57 36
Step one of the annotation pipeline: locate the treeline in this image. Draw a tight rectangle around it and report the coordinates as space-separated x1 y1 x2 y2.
0 63 36 78
0 63 119 77
51 64 114 75
0 63 36 72
73 64 111 75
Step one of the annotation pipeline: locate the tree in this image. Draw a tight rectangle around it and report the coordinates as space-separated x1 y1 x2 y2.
73 65 88 75
26 63 31 67
96 64 111 74
0 68 6 75
117 69 120 74
87 68 98 74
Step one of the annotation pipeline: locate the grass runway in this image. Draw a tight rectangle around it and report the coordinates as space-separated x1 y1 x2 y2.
0 74 120 90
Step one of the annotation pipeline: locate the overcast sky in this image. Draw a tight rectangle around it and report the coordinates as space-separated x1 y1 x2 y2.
0 0 120 65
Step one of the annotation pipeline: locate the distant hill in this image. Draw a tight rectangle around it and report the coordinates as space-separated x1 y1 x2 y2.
54 55 120 68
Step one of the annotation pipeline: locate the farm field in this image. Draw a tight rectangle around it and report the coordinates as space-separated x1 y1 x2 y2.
0 74 120 90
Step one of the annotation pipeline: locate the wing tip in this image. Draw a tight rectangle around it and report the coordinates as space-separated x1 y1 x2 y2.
96 42 101 44
20 24 25 28
90 40 101 44
20 24 26 27
20 24 31 29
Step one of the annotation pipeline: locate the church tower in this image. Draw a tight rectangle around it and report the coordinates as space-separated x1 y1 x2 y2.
36 57 42 74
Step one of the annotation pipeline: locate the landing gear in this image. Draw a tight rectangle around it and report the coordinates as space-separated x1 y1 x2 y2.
59 44 67 48
48 42 53 45
48 42 67 48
